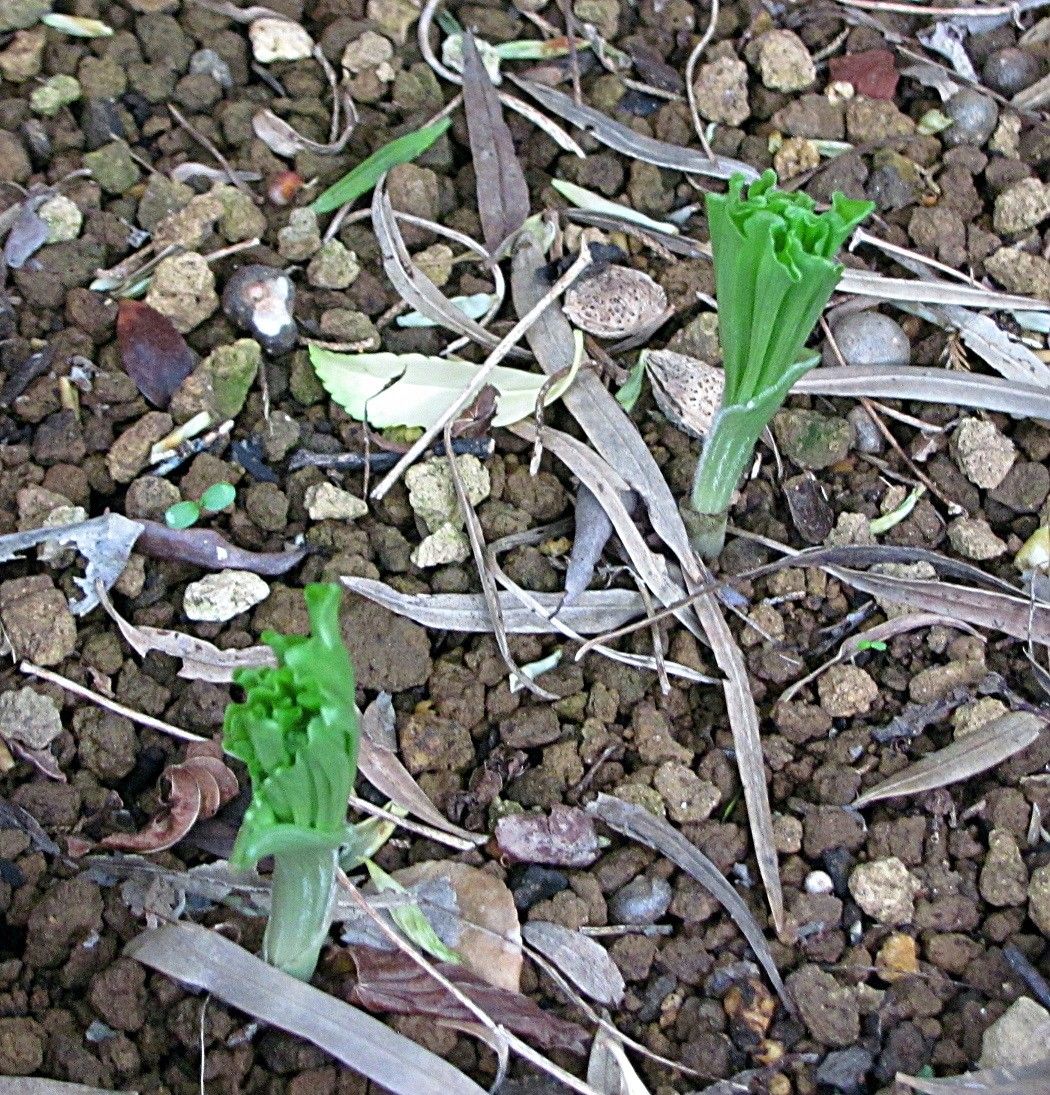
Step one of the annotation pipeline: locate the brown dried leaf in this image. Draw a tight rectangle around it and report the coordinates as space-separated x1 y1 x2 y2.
522 921 624 1006
102 741 238 853
136 520 306 576
461 31 530 254
587 1027 653 1095
116 300 196 409
346 946 590 1054
495 805 599 868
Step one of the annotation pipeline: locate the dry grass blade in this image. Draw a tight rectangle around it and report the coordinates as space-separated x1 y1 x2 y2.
1012 70 1050 109
587 1027 653 1095
0 1082 137 1094
509 76 758 181
854 712 1044 809
587 795 791 1013
522 922 625 1006
898 1058 1050 1094
125 922 488 1095
795 365 1050 420
838 267 1045 311
461 31 531 254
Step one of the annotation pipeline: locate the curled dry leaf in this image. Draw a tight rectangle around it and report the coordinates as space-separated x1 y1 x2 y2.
587 1026 653 1095
523 921 624 1006
102 741 239 853
345 946 590 1054
136 520 307 576
897 1058 1050 1094
116 300 197 409
495 804 599 868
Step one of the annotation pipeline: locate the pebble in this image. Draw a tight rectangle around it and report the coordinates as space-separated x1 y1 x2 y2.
785 965 860 1047
411 523 470 567
982 48 1040 97
993 178 1050 236
189 48 233 90
107 412 174 484
172 338 261 422
248 17 313 63
875 933 919 981
692 56 749 126
952 697 1008 740
0 27 44 83
0 575 77 666
814 1046 872 1094
979 828 1028 907
752 29 815 92
804 870 834 895
406 455 490 532
653 761 720 823
0 0 49 31
847 406 884 455
38 194 82 244
986 247 1050 301
144 252 218 333
830 311 910 368
608 875 672 925
564 265 666 339
817 664 878 718
772 135 819 180
0 687 61 750
979 997 1050 1069
277 207 321 261
772 409 851 470
1028 863 1050 935
848 857 920 925
0 1017 44 1075
947 515 1006 561
306 239 360 290
952 417 1016 490
183 570 270 622
512 865 568 912
83 139 140 194
943 88 999 147
304 481 368 521
366 0 420 44
222 264 298 355
30 73 81 117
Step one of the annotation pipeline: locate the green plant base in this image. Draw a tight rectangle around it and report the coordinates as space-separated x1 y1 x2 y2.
681 505 728 562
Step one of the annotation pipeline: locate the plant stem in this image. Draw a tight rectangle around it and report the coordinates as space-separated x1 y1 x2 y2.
264 846 338 981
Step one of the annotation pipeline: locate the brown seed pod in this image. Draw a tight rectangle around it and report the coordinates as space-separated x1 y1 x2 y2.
642 349 724 438
563 265 667 339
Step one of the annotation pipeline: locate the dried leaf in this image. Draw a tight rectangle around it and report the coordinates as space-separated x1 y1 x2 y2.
126 922 487 1095
346 946 590 1054
135 520 306 576
565 485 618 604
854 712 1044 809
917 22 978 81
367 860 462 964
40 13 112 35
393 862 522 992
116 300 196 409
0 1081 134 1094
462 31 531 253
0 796 64 859
828 50 898 99
901 62 960 101
4 197 48 270
587 794 791 1014
552 179 680 237
898 1059 1050 1094
523 922 624 1006
0 514 143 615
587 1027 653 1095
252 95 355 158
99 584 276 682
102 741 238 853
495 805 599 867
839 267 1043 312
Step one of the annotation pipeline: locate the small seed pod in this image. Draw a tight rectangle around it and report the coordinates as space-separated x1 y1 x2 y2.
642 349 724 439
563 265 667 339
267 170 304 206
222 264 298 355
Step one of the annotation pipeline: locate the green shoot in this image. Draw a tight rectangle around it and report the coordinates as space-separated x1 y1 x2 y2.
164 500 201 530
854 638 887 653
310 119 452 215
684 170 873 558
615 357 646 412
223 583 358 980
164 482 236 529
365 859 461 963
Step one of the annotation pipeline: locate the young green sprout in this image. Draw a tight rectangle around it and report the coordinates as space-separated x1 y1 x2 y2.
223 583 358 980
684 170 873 559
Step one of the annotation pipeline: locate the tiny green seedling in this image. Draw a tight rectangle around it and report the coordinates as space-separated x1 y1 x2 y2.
223 583 359 980
164 482 236 529
684 170 873 559
855 638 888 653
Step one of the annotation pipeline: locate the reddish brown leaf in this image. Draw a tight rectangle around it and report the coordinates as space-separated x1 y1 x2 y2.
136 521 307 576
345 946 589 1054
494 804 599 868
102 740 238 853
829 50 899 100
117 299 196 408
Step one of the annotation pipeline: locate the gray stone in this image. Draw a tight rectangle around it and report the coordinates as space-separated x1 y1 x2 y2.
943 89 999 147
830 311 910 368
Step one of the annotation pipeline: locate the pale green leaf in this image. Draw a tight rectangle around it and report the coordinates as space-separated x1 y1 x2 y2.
366 859 462 964
552 179 679 237
42 13 113 36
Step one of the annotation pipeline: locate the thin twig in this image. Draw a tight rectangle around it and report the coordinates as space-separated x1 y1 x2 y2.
168 105 255 199
20 662 207 743
834 0 1025 15
346 795 479 851
684 0 719 161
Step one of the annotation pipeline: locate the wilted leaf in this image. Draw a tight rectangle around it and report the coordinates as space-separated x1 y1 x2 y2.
136 520 306 576
523 922 624 1006
495 805 599 868
366 860 462 964
116 300 196 408
4 197 49 270
309 347 581 429
102 741 238 853
587 1027 652 1095
552 179 679 237
345 946 590 1054
828 50 899 99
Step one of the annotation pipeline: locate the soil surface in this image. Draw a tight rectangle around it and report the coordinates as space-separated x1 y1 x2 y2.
0 0 1049 1092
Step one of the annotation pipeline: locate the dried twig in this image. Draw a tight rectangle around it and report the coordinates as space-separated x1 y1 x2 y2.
684 0 719 160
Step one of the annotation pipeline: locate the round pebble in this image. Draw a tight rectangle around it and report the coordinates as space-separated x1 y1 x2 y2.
982 48 1040 97
805 870 834 895
847 406 885 455
831 311 910 369
608 875 672 925
222 264 298 355
942 89 999 148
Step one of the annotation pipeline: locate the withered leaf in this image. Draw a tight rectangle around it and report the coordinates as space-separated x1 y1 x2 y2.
136 520 307 576
116 300 196 409
461 31 531 254
4 196 49 270
102 741 238 853
522 921 624 1006
345 946 590 1054
495 804 599 868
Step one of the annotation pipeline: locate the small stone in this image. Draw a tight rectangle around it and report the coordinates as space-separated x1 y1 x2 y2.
952 417 1015 490
943 88 999 147
875 933 918 982
0 27 44 83
564 265 667 338
773 409 851 470
262 410 300 461
989 113 1021 158
0 687 61 750
83 139 140 194
773 136 819 180
845 97 914 143
366 0 419 43
0 1017 44 1075
306 239 360 290
386 162 439 222
304 481 368 521
0 575 77 666
0 130 30 182
752 29 815 92
0 0 48 31
653 761 720 823
805 870 834 895
817 664 878 718
815 1046 872 1094
153 191 223 250
341 29 394 74
573 0 618 39
30 73 81 116
223 264 298 355
137 174 194 233
145 252 218 333
986 248 1050 302
189 48 233 89
979 828 1028 907
993 178 1050 235
692 57 749 127
319 309 379 349
608 875 672 925
406 455 490 532
826 511 875 548
830 311 910 368
947 516 1006 561
107 412 174 484
983 48 1040 97
249 17 313 63
411 522 470 567
848 406 884 455
277 207 321 261
774 814 803 854
785 965 860 1047
848 857 919 925
1028 864 1050 936
38 194 82 244
412 243 453 287
979 998 1050 1069
217 186 267 243
666 312 720 363
952 697 1008 740
183 570 270 622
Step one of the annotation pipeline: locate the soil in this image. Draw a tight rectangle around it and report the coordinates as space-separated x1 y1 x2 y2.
0 0 1048 1093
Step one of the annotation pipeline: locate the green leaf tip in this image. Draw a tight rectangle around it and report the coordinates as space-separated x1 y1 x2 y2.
223 582 359 868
